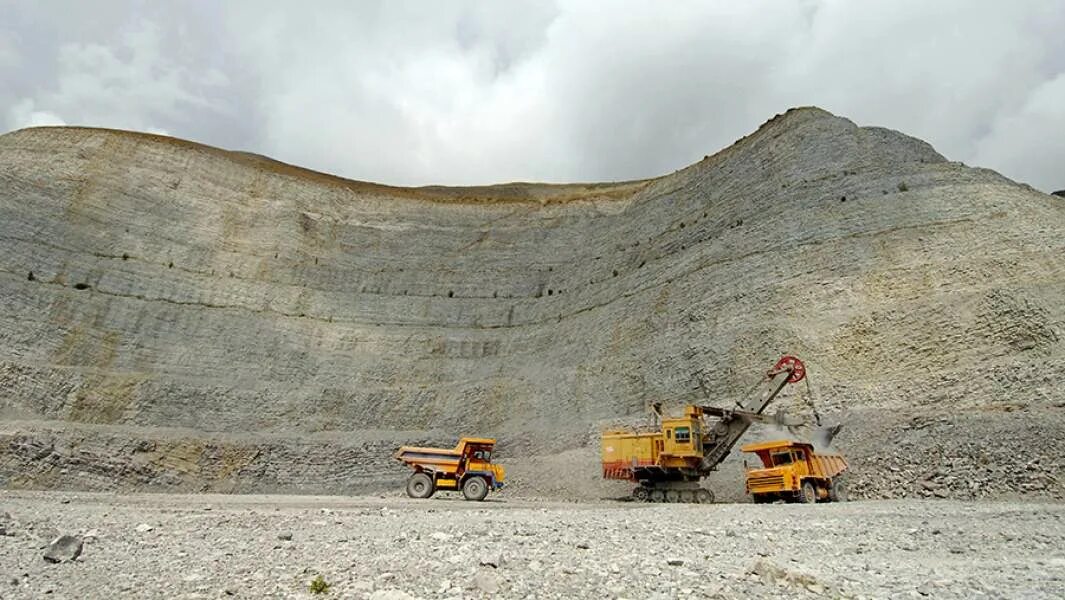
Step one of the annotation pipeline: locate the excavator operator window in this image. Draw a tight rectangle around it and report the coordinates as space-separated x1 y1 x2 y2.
674 427 691 443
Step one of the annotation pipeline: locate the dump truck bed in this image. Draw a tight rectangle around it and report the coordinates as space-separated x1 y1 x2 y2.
808 452 847 479
741 440 847 479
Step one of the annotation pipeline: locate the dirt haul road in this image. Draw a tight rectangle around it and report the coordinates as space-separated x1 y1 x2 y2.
1 491 1063 599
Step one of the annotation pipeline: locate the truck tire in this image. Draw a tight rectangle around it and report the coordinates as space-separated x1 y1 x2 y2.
829 479 848 502
406 472 435 499
462 476 489 501
800 481 817 504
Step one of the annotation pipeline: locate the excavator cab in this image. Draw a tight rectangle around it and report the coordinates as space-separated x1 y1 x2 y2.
661 406 705 459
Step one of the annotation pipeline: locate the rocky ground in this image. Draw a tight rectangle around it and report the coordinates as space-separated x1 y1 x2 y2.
1 492 1063 599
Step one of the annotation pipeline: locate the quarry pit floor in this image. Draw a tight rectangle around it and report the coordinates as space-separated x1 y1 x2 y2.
1 491 1063 599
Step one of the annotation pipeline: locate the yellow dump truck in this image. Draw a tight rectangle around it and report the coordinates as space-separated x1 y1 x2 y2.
393 437 505 501
741 440 848 503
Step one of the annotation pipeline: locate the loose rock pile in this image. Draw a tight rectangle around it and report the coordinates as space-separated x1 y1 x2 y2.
844 410 1065 500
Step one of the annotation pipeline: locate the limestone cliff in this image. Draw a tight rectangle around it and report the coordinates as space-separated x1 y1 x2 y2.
1 108 1062 498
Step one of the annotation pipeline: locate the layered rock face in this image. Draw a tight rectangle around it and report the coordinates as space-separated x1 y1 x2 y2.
1 108 1063 498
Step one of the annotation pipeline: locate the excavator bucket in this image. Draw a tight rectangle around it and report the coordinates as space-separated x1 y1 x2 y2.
782 421 843 448
815 423 844 448
769 409 805 428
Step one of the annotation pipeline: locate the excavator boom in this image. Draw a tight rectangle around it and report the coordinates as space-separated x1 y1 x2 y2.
697 355 805 473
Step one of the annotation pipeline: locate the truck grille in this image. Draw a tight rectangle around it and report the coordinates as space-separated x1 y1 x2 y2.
749 475 784 491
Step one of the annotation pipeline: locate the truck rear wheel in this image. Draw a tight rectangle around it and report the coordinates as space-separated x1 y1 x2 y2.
406 472 435 499
829 479 848 502
462 476 489 501
800 481 817 504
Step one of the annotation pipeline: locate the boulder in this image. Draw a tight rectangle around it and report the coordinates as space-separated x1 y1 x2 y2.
43 535 83 563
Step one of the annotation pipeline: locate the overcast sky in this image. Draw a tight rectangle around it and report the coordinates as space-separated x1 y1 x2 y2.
2 1 1063 191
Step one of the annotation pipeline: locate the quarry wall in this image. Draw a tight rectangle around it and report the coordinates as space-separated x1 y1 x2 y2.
1 107 1062 498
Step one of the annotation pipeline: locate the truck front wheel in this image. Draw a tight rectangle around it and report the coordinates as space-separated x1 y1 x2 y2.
462 476 489 501
406 472 435 499
800 481 817 504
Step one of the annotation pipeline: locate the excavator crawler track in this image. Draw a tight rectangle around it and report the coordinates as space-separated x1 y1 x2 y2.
632 485 714 504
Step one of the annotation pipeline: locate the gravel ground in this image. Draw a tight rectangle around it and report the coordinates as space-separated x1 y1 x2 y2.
1 492 1063 599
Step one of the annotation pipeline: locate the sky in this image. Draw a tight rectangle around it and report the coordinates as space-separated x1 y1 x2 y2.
2 1 1064 191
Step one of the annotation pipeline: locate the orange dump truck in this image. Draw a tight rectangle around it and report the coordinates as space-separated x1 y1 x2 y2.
393 437 505 501
741 440 848 503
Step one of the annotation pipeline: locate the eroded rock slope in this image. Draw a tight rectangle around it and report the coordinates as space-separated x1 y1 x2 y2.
1 107 1062 498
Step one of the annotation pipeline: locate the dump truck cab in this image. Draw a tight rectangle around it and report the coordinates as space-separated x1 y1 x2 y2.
742 440 848 504
460 442 505 489
393 437 505 501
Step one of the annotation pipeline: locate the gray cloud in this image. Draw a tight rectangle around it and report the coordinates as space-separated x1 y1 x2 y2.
2 0 1063 191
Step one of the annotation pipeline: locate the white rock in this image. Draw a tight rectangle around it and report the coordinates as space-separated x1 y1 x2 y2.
350 580 374 593
472 570 501 594
43 535 83 563
369 590 416 600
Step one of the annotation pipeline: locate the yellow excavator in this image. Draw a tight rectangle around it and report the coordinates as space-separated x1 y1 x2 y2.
601 355 833 503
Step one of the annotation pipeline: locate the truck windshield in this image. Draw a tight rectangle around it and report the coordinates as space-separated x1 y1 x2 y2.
473 450 491 461
771 452 793 466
